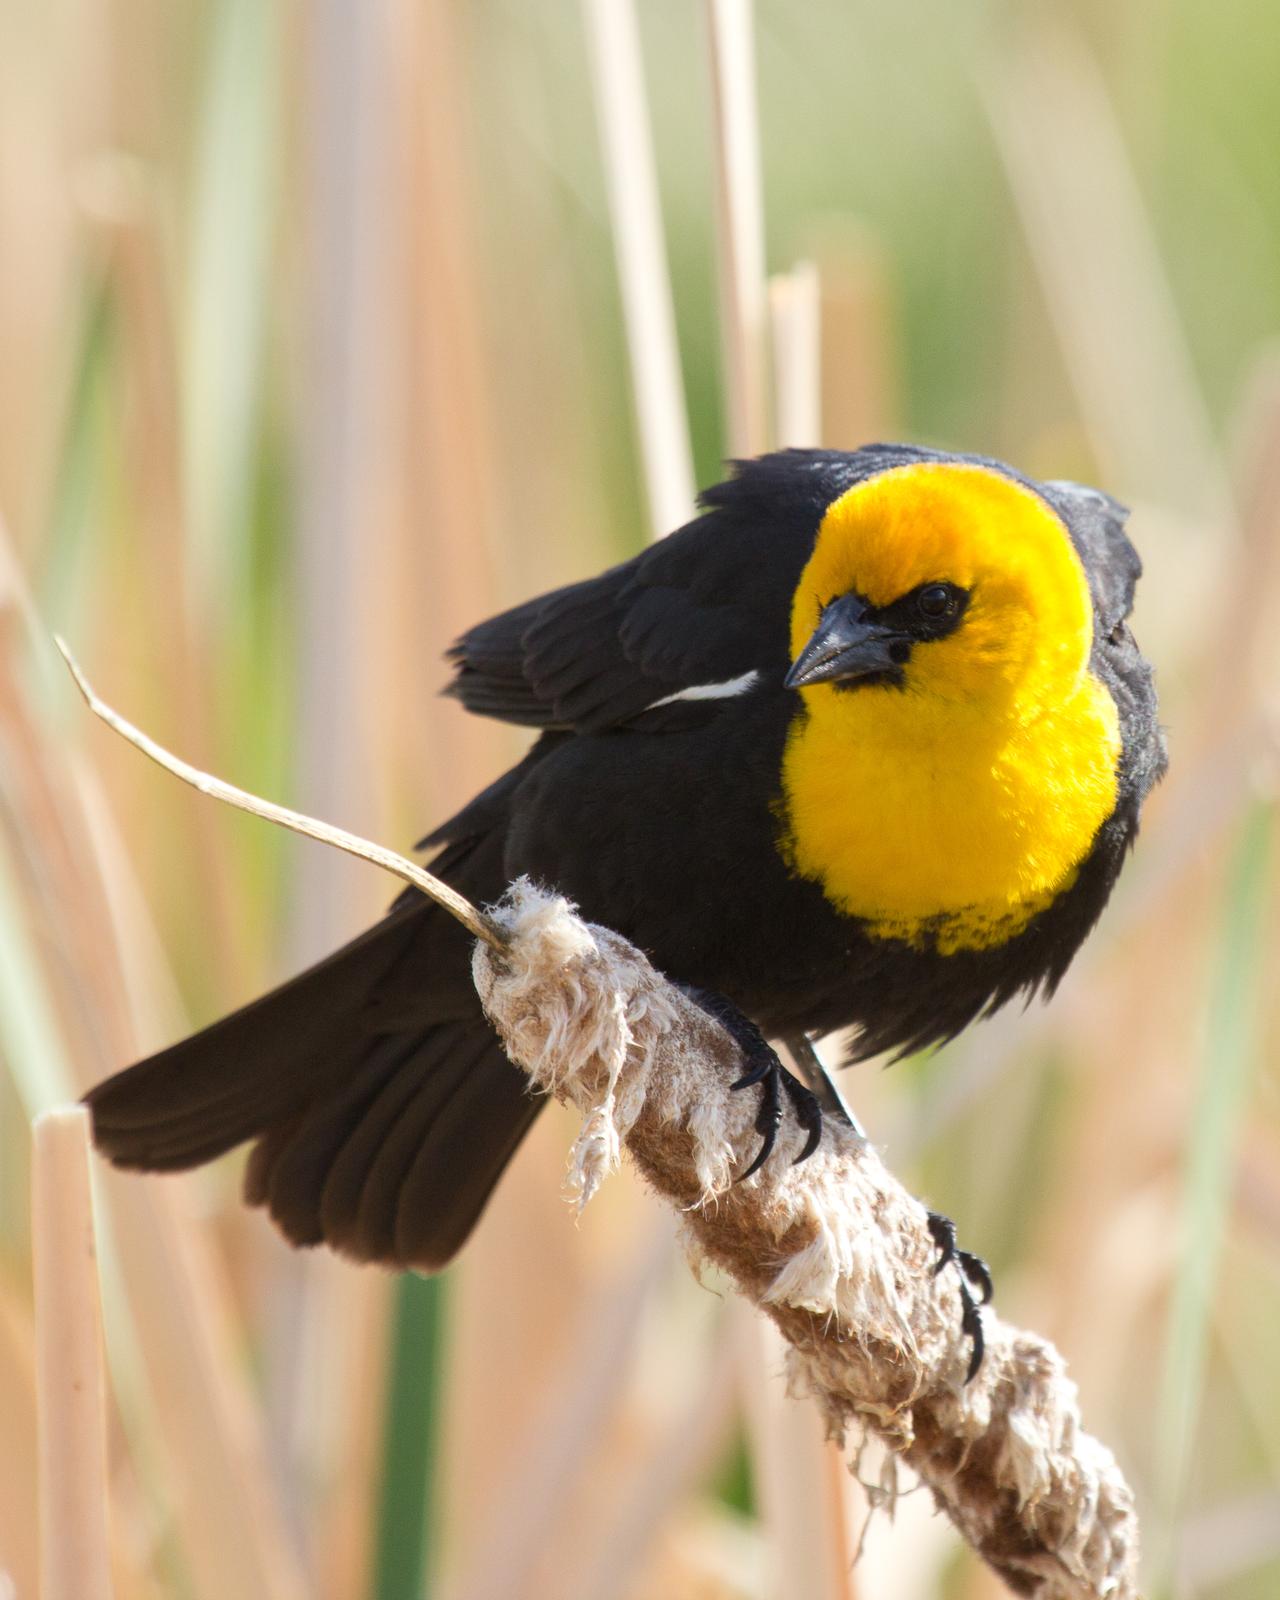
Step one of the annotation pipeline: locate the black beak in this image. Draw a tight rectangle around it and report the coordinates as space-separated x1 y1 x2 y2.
784 595 905 690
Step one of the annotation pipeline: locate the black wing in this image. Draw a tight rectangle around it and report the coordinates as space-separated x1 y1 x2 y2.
445 448 915 735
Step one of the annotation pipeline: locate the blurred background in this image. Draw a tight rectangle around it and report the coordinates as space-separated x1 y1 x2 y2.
2 1 1279 1596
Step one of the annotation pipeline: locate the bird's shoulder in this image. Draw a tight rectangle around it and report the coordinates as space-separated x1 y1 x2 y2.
445 447 918 734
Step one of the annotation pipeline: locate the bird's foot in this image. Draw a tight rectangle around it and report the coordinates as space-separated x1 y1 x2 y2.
677 986 823 1177
926 1210 993 1383
730 1038 823 1178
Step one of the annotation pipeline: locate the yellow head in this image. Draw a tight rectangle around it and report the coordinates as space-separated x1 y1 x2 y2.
787 461 1095 716
779 460 1122 952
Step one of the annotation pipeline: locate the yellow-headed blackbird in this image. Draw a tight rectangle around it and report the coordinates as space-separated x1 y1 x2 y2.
87 446 1165 1290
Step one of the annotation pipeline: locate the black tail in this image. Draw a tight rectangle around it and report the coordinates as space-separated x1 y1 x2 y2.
87 849 543 1271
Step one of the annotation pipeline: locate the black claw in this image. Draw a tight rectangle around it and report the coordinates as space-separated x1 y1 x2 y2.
737 1144 771 1182
957 1248 994 1306
737 1057 782 1180
958 1280 986 1384
927 1210 958 1275
927 1210 992 1382
678 983 826 1180
793 1119 822 1165
730 1056 773 1091
780 1073 823 1164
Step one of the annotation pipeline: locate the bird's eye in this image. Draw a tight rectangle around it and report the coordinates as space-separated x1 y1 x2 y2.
916 584 956 618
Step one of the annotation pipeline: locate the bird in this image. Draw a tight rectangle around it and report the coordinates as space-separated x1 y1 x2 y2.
86 443 1165 1340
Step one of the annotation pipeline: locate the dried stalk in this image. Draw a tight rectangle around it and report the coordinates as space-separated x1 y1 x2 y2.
582 0 696 537
55 637 503 950
32 1106 113 1600
61 643 1140 1597
706 0 769 457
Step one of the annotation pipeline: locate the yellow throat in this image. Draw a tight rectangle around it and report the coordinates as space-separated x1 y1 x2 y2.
778 462 1122 954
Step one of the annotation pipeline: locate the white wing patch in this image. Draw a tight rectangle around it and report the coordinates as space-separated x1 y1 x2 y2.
645 670 761 711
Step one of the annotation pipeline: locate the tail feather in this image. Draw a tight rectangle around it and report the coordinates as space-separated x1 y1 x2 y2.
87 906 425 1167
316 1042 452 1243
241 1020 540 1270
86 881 546 1271
243 1039 415 1248
322 1026 487 1253
391 1042 538 1268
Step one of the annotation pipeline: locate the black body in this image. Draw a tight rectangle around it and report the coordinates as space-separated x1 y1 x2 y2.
87 446 1165 1270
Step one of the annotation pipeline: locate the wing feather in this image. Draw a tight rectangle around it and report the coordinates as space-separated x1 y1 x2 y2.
444 449 897 733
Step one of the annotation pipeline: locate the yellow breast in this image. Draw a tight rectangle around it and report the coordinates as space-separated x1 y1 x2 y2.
779 678 1121 952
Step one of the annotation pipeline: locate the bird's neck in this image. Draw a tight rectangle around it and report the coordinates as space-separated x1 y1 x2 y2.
777 675 1122 954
